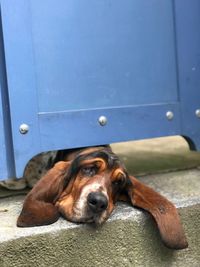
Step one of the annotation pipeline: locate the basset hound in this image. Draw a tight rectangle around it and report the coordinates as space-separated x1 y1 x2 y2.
17 146 188 250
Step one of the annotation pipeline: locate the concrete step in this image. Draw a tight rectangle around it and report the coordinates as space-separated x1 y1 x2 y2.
0 168 200 267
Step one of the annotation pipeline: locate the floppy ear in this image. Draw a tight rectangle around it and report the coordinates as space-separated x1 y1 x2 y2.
17 161 71 227
126 175 188 250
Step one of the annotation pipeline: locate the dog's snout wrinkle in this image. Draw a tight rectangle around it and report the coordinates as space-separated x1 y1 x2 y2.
87 192 108 213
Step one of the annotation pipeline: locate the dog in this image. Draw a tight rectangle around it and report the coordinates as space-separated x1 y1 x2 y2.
17 145 188 250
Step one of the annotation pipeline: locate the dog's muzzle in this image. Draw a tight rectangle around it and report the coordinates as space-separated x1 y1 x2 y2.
87 192 108 213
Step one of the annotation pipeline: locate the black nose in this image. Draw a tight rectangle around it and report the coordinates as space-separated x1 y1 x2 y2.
87 192 108 213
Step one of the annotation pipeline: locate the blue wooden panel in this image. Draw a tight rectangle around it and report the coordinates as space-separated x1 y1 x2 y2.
174 0 200 150
0 14 7 180
1 0 42 177
0 9 16 180
0 89 9 179
0 90 16 180
39 103 181 152
5 0 200 178
29 0 178 112
0 0 181 178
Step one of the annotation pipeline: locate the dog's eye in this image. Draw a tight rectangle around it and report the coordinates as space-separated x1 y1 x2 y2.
81 166 97 177
112 179 123 187
112 172 126 188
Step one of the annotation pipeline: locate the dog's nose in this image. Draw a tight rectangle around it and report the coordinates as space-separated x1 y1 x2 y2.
87 192 108 213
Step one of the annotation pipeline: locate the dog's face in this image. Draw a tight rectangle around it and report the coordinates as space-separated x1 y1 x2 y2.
56 148 128 224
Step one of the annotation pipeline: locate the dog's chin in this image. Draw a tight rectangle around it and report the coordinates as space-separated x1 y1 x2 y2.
66 212 109 225
89 214 107 225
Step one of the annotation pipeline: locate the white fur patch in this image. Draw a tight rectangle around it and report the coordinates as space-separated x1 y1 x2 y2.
73 182 108 220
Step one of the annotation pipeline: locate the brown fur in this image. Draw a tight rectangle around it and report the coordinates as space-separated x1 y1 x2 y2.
127 176 188 249
17 146 188 250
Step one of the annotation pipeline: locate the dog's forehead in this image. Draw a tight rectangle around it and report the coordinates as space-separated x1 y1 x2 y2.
79 149 121 168
64 148 126 183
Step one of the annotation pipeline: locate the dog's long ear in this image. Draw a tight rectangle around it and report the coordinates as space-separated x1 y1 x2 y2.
17 161 71 227
126 175 188 250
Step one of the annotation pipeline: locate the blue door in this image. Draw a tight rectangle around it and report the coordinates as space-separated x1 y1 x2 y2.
0 0 200 178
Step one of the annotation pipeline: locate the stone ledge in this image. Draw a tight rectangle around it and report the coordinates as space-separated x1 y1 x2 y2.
0 169 200 266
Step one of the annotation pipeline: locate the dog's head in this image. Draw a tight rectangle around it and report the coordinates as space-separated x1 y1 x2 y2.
17 146 188 250
56 147 128 224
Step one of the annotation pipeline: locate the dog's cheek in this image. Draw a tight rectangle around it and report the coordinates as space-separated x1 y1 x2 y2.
56 195 74 220
107 200 115 218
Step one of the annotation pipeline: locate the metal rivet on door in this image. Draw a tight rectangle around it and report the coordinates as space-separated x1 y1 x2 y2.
195 109 200 118
98 116 107 126
19 124 29 134
166 111 174 120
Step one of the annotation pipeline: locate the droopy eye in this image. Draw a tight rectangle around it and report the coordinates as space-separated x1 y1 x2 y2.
112 179 123 187
81 165 98 177
112 172 126 187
